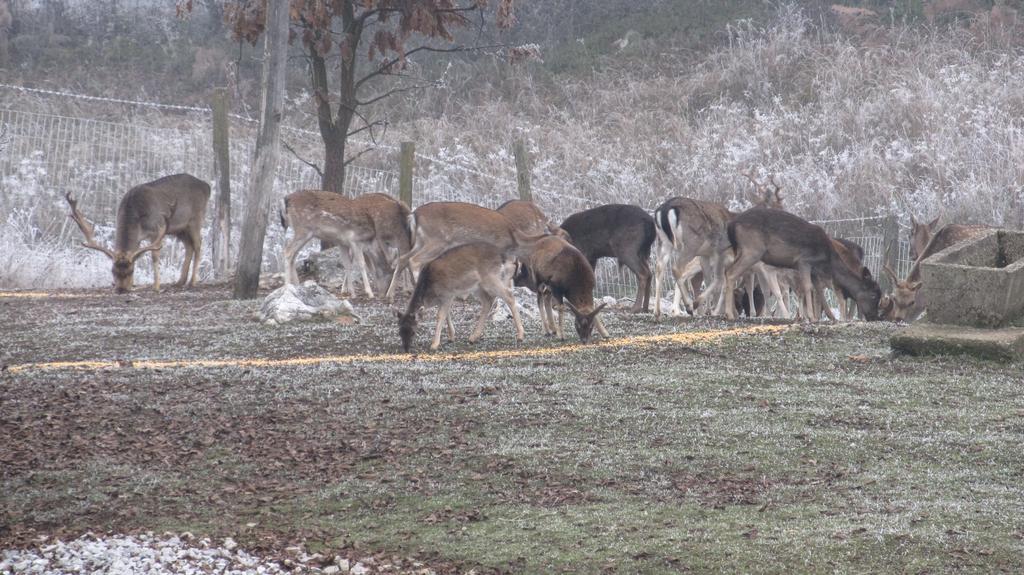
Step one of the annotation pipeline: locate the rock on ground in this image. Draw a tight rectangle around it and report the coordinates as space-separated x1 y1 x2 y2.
257 282 360 326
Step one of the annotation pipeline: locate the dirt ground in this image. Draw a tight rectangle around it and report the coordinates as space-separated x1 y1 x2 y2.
2 285 1023 573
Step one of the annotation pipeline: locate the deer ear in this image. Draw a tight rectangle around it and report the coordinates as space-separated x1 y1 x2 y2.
862 267 872 280
589 303 608 318
928 215 941 229
909 281 922 291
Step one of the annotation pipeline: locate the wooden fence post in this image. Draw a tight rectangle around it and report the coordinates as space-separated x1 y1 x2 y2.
881 215 901 291
399 141 415 207
210 87 232 280
512 136 532 201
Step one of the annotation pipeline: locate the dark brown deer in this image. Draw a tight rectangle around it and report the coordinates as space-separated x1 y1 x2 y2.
396 242 524 352
65 173 210 293
513 235 608 342
559 204 655 313
384 202 544 300
722 208 881 321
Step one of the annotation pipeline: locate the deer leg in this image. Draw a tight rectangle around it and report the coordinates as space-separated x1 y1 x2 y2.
653 243 665 320
816 280 837 322
619 253 651 313
431 301 453 351
797 267 816 322
151 248 162 292
467 290 494 344
189 226 203 287
176 235 194 287
348 244 375 298
719 249 761 320
674 256 701 316
754 264 789 319
555 303 565 339
282 232 313 285
502 288 525 344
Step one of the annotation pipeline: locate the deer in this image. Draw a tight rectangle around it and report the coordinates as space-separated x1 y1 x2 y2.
513 234 609 342
65 173 210 293
721 207 882 322
396 242 524 352
280 191 412 298
910 215 942 261
652 170 790 320
496 199 568 239
384 202 545 301
559 204 655 313
881 223 990 321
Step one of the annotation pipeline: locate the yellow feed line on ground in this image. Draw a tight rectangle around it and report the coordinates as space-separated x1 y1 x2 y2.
0 291 96 299
5 324 787 374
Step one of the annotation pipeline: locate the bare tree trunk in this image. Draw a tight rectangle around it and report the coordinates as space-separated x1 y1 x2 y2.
233 0 289 300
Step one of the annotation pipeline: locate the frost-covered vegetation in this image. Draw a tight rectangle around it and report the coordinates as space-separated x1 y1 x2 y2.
2 4 1023 289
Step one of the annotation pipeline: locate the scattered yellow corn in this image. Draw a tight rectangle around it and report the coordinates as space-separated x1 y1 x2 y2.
5 324 787 374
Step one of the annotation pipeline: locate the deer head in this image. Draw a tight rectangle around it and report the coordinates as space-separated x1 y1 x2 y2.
742 168 784 209
882 264 921 321
565 300 607 344
65 192 166 293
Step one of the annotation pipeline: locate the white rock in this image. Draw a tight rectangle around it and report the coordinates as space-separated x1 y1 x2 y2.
257 281 360 325
351 561 370 575
323 566 341 575
223 536 238 551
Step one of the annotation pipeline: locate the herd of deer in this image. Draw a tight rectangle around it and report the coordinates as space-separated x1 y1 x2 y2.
63 172 993 352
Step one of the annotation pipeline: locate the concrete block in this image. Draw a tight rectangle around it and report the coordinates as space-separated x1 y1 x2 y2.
920 229 1024 328
891 322 1024 362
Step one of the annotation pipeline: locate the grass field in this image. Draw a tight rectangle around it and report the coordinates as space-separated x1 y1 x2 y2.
2 286 1023 573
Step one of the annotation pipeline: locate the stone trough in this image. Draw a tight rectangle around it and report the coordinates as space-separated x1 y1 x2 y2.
891 229 1024 361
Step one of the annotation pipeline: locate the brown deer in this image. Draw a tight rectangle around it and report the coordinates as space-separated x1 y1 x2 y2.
882 223 990 321
384 202 544 300
513 235 609 342
652 170 789 319
396 242 524 352
559 204 655 313
722 208 882 322
280 191 412 297
496 199 568 238
65 173 210 293
910 215 942 261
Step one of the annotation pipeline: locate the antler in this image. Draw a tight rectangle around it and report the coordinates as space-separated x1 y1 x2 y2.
128 227 168 262
882 263 900 284
65 192 115 259
768 174 783 205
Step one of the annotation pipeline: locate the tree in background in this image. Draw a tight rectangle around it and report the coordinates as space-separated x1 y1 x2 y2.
213 0 517 194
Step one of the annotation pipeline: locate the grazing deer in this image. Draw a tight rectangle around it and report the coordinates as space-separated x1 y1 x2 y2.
397 242 524 352
280 191 411 297
910 215 942 261
652 170 789 319
513 235 609 342
384 202 544 300
722 208 881 322
65 173 210 293
882 223 990 321
559 204 655 313
496 199 568 238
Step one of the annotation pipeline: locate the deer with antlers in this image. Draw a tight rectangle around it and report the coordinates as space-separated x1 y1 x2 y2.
65 174 210 293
